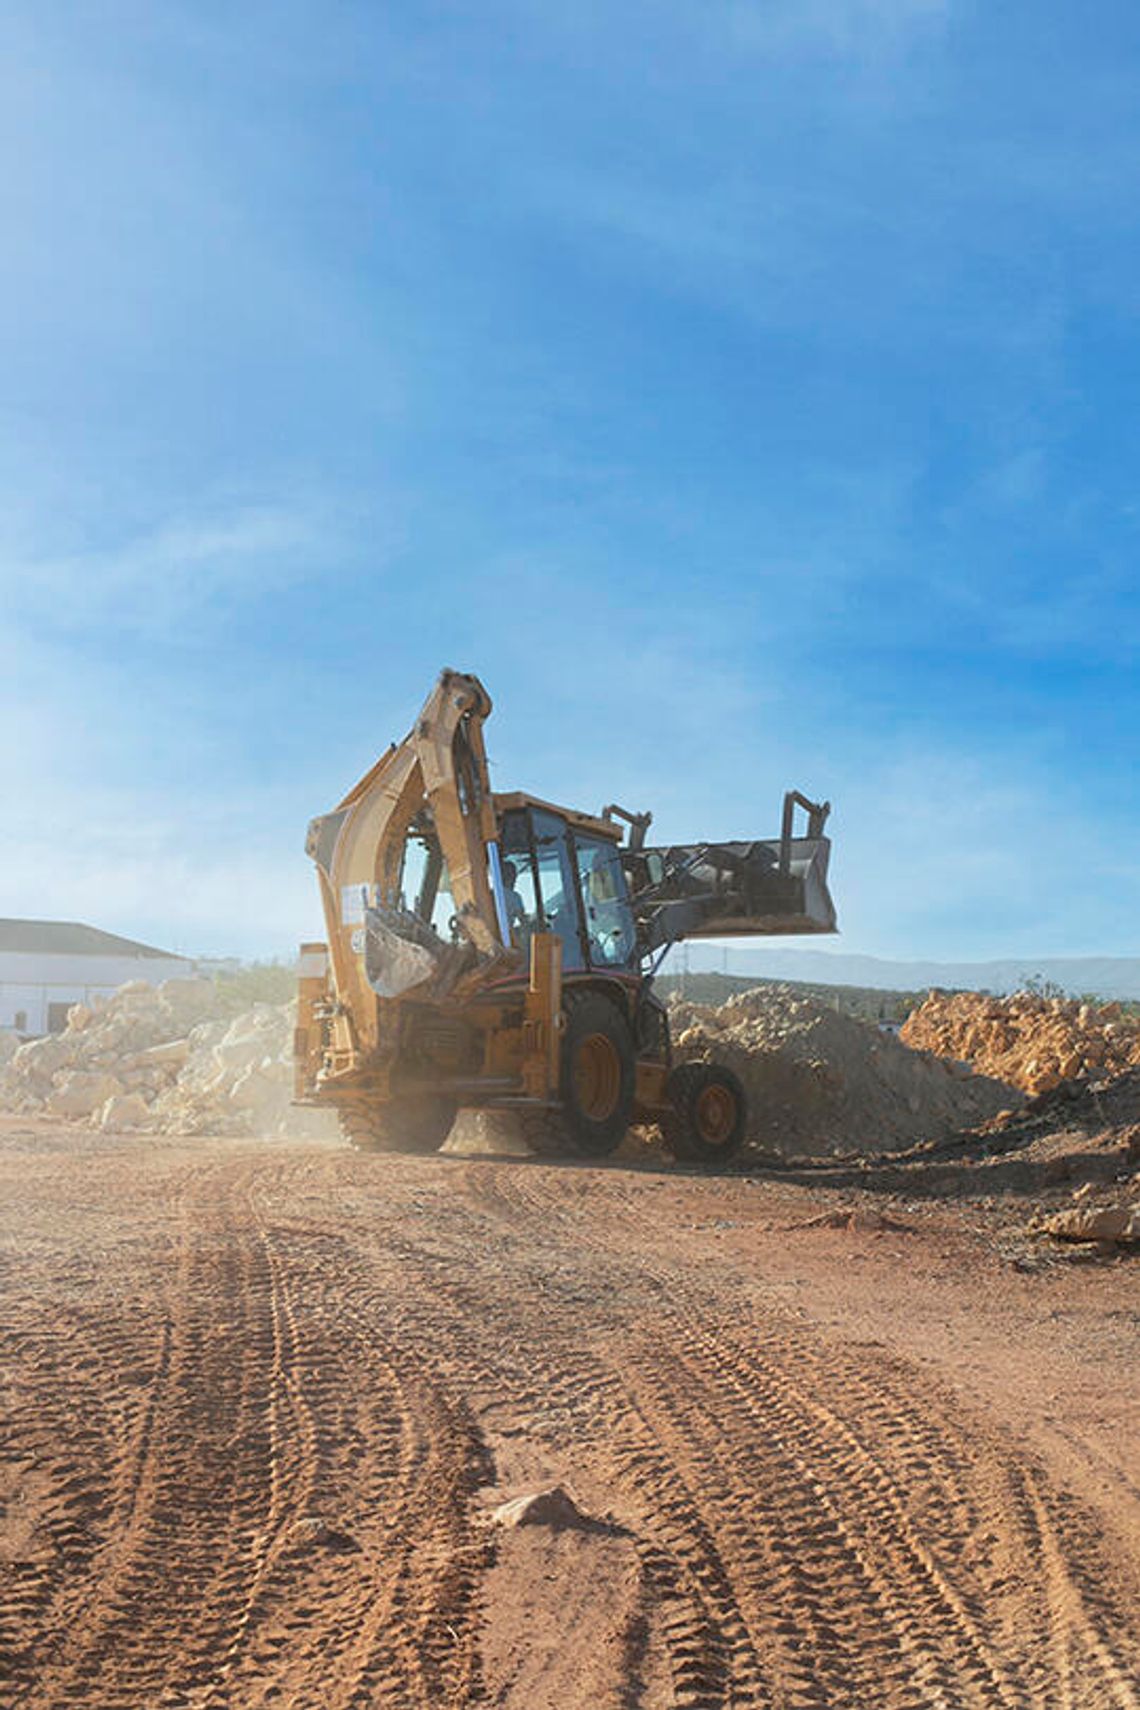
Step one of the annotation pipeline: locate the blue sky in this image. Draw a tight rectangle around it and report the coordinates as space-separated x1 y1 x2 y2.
2 0 1139 962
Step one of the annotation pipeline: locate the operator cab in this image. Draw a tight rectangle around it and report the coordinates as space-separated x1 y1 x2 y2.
495 794 638 974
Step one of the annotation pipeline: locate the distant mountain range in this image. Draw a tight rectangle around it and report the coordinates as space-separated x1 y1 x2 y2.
670 946 1140 1001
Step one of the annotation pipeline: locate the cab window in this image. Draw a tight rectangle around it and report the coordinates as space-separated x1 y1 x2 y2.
529 810 585 971
495 813 541 947
574 834 637 968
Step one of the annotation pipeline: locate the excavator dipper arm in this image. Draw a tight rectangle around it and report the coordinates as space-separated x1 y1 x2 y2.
303 670 506 1066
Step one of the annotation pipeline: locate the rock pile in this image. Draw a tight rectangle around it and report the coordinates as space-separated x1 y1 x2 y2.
0 979 335 1138
901 991 1140 1097
669 986 1019 1156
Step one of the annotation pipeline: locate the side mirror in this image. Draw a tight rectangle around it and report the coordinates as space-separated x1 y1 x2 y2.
646 853 665 886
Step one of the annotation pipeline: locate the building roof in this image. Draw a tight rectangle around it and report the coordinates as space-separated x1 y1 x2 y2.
0 919 186 960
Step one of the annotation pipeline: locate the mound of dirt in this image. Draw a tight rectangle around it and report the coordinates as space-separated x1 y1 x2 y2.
0 979 336 1139
668 985 1019 1156
902 990 1140 1097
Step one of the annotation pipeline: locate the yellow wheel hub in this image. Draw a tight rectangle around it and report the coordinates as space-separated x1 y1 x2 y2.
574 1032 622 1121
694 1082 737 1147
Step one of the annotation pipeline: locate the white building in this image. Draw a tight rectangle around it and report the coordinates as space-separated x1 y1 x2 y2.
0 919 195 1037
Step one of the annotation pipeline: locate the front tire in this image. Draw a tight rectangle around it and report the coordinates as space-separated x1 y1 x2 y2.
661 1062 747 1165
339 1095 457 1155
521 990 635 1159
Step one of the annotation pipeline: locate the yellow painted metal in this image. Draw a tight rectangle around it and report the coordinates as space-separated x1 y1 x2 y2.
313 670 502 1065
491 790 622 842
293 940 328 1101
522 931 562 1099
694 1081 737 1147
634 1058 670 1117
413 674 500 953
481 1006 526 1080
302 672 677 1128
573 1031 622 1120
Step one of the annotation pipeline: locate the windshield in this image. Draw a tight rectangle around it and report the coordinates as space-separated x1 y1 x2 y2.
574 833 637 968
498 809 585 971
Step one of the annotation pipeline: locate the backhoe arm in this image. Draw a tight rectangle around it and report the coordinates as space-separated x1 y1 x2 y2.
304 670 504 1064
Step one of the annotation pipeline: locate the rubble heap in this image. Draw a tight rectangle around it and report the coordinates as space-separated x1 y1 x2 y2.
901 990 1140 1097
0 979 335 1138
668 985 1018 1156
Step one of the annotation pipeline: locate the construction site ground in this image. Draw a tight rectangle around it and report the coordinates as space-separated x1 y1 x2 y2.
2 1113 1138 1710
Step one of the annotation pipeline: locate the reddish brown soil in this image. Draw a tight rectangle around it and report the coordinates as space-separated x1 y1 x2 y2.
1 1114 1137 1709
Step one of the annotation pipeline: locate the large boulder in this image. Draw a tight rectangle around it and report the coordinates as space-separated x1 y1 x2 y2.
96 1092 154 1131
228 1062 284 1113
1035 1201 1140 1243
46 1070 124 1119
5 1034 80 1101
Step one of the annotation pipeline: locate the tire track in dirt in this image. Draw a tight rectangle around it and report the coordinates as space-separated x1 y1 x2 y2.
353 1165 949 1704
481 1344 759 1708
5 1138 1140 1709
1013 1462 1140 1710
317 1243 493 1710
192 1198 329 1705
333 1175 786 1706
2 1375 122 1702
1 1157 194 1704
453 1156 1140 1708
205 1190 492 1710
15 1162 299 1708
664 1286 1140 1708
632 1331 1023 1708
266 1176 697 1710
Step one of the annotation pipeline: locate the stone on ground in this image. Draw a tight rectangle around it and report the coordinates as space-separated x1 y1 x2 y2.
491 1486 593 1531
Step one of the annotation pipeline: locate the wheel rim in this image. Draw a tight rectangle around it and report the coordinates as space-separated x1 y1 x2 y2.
574 1032 622 1121
694 1082 737 1147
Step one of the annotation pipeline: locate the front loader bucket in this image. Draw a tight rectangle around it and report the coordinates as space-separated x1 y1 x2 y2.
627 794 837 952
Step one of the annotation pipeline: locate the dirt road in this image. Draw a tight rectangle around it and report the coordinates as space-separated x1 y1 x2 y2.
2 1118 1138 1709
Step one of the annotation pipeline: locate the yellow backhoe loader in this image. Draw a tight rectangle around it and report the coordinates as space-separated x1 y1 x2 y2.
295 669 837 1163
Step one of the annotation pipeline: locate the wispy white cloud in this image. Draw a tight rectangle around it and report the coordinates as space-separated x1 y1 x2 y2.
489 0 950 72
0 786 321 959
820 740 1140 958
726 0 950 59
0 626 325 957
0 486 375 956
0 497 367 639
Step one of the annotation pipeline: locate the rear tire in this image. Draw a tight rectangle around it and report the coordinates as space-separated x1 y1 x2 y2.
661 1062 747 1165
521 990 635 1159
339 1096 457 1155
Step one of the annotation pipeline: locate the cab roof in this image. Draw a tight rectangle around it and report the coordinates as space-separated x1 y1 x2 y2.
493 792 623 842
